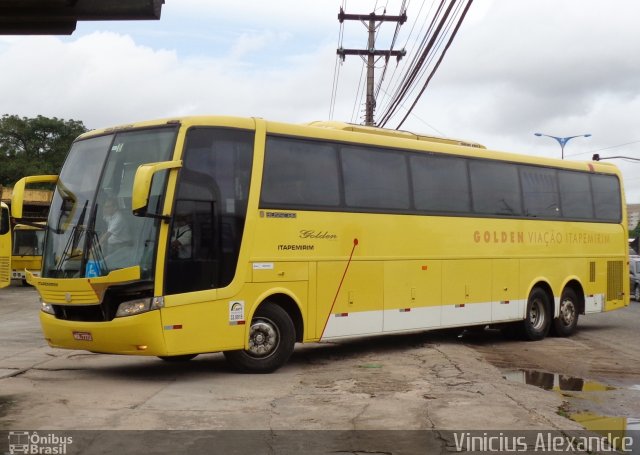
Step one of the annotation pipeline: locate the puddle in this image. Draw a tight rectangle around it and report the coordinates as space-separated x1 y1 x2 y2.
503 369 616 392
504 369 640 445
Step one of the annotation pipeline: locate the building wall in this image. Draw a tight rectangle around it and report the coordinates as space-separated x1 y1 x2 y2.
0 186 52 218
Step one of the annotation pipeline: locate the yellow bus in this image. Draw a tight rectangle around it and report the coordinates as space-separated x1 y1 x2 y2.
11 223 46 286
0 202 11 289
11 117 628 373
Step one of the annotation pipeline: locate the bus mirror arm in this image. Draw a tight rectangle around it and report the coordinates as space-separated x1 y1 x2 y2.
11 175 59 220
131 160 182 218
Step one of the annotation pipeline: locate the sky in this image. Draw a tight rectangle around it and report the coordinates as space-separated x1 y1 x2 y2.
2 0 640 202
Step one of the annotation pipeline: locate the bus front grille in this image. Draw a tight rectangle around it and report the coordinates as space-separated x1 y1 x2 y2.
52 304 108 322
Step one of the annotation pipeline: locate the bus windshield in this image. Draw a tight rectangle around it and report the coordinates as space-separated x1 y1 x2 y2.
13 227 45 256
43 127 177 279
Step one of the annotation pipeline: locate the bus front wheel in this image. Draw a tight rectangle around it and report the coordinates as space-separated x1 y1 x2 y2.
552 288 579 337
224 304 295 374
522 287 551 341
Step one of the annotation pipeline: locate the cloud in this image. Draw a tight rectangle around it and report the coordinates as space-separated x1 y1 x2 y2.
1 0 640 201
0 30 339 129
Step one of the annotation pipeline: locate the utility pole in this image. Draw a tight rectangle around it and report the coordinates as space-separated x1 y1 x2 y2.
337 8 406 126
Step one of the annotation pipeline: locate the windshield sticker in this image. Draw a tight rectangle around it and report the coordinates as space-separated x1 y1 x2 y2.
229 301 245 325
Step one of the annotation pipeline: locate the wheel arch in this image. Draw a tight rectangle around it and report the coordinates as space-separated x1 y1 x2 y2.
525 279 554 316
251 290 304 343
561 278 585 315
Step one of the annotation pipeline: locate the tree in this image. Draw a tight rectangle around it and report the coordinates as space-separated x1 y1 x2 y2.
0 114 87 186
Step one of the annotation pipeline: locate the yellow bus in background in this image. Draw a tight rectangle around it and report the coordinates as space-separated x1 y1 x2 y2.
11 117 629 373
0 202 11 289
11 223 45 286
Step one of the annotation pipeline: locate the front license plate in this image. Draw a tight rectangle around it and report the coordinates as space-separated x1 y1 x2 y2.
72 331 93 341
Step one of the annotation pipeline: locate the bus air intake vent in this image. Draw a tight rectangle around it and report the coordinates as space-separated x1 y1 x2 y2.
606 261 623 302
589 262 596 282
0 257 8 283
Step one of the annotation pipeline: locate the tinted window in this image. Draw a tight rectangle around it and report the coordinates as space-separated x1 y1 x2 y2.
410 154 470 213
0 206 8 235
167 128 254 294
558 171 593 219
591 174 621 221
521 166 560 218
341 145 410 210
470 161 522 216
261 137 340 207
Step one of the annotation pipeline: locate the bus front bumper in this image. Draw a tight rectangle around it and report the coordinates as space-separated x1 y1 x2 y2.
40 310 168 356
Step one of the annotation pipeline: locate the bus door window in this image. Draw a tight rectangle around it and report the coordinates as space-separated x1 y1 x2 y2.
166 200 217 294
165 128 254 295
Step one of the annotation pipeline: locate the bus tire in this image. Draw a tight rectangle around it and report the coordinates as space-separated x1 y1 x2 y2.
224 304 295 374
158 354 198 362
552 288 579 337
521 287 551 341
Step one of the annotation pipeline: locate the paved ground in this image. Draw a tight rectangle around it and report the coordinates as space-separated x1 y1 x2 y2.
1 286 639 453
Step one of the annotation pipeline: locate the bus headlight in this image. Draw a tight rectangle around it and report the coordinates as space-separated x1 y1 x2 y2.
41 300 55 315
115 297 163 318
116 298 151 317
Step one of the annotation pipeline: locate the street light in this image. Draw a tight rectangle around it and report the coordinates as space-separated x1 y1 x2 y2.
534 133 592 159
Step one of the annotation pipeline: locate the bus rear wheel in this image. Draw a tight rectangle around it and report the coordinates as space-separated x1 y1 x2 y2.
224 304 295 374
521 287 551 341
552 288 579 337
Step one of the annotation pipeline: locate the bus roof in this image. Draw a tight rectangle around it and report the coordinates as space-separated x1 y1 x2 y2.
76 115 620 177
305 121 487 149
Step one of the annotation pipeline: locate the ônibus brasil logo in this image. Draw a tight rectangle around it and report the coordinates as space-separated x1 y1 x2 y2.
7 431 73 454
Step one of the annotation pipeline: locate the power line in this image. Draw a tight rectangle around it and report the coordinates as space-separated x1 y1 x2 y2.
377 0 454 126
336 6 407 125
377 0 433 119
351 61 367 123
377 0 474 129
395 0 473 129
329 18 345 120
564 139 640 159
374 0 407 101
378 86 446 135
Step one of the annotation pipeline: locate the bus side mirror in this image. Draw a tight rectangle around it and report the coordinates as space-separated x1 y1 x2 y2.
11 175 58 219
132 160 182 217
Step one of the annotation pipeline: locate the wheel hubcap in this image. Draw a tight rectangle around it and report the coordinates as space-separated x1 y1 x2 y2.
559 298 576 326
247 319 279 358
529 299 545 330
